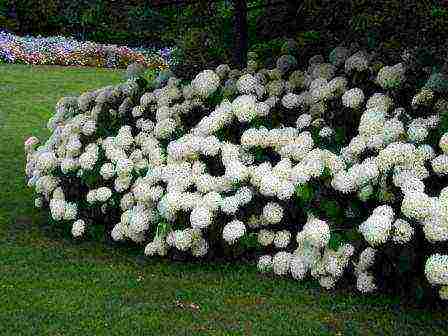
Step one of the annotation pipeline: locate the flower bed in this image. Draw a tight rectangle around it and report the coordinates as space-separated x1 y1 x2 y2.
24 43 448 302
0 30 172 70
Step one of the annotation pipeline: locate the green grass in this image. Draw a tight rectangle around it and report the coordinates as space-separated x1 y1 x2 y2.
1 64 447 336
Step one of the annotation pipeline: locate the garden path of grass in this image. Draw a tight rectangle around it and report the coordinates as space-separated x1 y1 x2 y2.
0 64 447 335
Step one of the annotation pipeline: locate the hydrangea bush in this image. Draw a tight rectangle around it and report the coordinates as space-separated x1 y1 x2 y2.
24 44 448 302
0 30 172 69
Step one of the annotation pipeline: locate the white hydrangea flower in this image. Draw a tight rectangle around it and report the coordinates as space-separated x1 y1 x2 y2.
356 247 376 274
303 215 331 249
49 198 65 221
359 206 394 247
432 155 448 175
63 202 78 221
81 118 96 136
425 254 448 285
342 88 364 109
392 219 414 244
257 255 273 273
319 126 334 138
191 238 209 257
232 94 257 123
262 202 283 225
296 114 312 130
191 70 220 98
376 63 406 90
111 223 126 241
222 220 246 245
356 272 377 293
236 74 258 94
273 230 291 249
190 206 213 229
96 187 112 202
221 196 240 215
71 219 86 238
100 162 115 180
257 229 275 246
174 229 194 251
401 191 435 222
272 251 292 276
36 151 58 173
281 93 300 109
289 254 308 280
345 52 368 73
407 125 428 143
319 276 338 289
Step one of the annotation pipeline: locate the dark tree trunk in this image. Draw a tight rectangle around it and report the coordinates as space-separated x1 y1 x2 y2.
233 0 248 69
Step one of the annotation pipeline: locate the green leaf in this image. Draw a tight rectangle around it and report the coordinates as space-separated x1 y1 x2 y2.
295 184 314 204
328 232 344 250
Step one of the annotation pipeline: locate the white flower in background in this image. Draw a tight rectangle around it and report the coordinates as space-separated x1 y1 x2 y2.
223 220 246 245
36 151 57 173
273 251 292 276
296 114 312 130
232 94 257 123
422 217 448 243
376 63 406 90
257 255 273 272
257 229 275 246
319 276 338 289
96 187 112 202
359 206 394 247
236 74 258 94
190 206 213 229
319 126 334 138
111 223 126 241
191 70 220 98
432 155 448 175
50 198 65 221
425 254 448 285
81 118 96 136
303 216 331 249
289 255 308 280
100 162 115 180
174 229 193 251
355 247 376 275
407 125 428 143
262 202 283 225
191 238 209 257
392 219 414 244
63 202 78 221
116 125 134 150
281 93 300 109
345 52 368 73
342 88 364 109
401 191 435 222
274 230 291 249
356 272 377 293
71 219 86 238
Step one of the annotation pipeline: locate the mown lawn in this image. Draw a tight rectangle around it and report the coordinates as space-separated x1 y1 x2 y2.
0 64 447 336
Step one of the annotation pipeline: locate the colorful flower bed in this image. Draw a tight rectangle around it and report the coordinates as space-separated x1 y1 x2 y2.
24 42 448 302
0 30 172 70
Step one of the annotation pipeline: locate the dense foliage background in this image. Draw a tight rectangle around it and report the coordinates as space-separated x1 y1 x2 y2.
1 0 447 75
